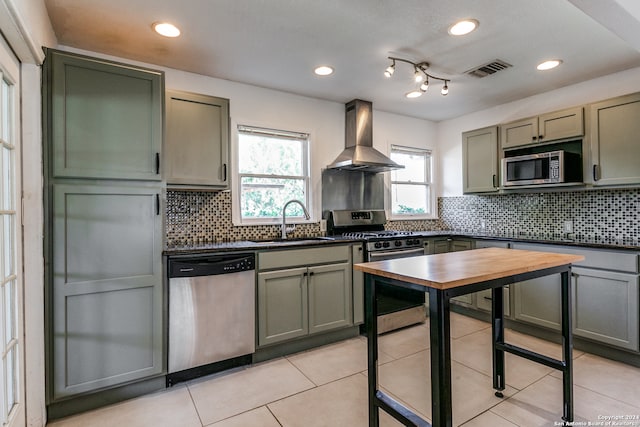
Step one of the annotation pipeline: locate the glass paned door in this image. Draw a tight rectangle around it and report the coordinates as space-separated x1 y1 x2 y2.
0 35 23 427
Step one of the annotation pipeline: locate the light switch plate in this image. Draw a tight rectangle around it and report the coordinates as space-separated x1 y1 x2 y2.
563 220 573 233
320 219 327 232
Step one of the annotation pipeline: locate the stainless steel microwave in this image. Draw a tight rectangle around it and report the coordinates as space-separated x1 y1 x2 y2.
502 150 582 186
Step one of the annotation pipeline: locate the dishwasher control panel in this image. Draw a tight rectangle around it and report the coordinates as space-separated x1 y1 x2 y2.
169 253 255 278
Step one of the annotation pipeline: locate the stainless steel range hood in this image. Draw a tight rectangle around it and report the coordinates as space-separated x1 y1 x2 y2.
327 99 404 173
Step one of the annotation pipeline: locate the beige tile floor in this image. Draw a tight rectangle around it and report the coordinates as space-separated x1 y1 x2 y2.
48 313 640 427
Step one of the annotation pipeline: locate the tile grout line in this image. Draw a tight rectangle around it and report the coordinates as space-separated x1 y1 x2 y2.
185 383 207 427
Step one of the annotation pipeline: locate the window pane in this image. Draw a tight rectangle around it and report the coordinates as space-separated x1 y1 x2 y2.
239 134 303 176
2 215 12 277
1 147 11 210
241 177 305 218
2 79 9 142
391 151 426 182
391 184 429 215
5 279 14 346
6 346 16 414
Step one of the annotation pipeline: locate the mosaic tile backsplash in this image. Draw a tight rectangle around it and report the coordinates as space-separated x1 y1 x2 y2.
166 191 321 247
165 188 639 247
439 188 639 244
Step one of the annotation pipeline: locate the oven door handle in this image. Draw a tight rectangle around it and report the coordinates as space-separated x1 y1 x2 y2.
368 247 425 259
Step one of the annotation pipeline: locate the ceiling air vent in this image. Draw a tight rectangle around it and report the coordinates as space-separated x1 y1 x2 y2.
465 59 512 78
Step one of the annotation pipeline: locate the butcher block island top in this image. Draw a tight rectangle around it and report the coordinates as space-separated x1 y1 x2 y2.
353 247 585 290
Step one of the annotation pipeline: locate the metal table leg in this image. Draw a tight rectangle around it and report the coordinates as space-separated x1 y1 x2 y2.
492 286 506 397
429 288 453 427
365 274 379 427
561 271 574 423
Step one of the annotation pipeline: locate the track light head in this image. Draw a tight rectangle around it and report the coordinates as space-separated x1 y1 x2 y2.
414 68 424 83
441 82 449 96
384 60 395 78
420 78 429 92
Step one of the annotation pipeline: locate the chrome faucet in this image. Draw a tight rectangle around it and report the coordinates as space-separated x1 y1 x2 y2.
281 199 310 239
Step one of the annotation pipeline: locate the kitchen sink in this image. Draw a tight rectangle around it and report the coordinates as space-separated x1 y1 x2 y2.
249 237 335 245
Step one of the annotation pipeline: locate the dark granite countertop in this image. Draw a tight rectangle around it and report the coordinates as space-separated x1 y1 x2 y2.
437 231 640 251
163 237 362 256
164 231 639 256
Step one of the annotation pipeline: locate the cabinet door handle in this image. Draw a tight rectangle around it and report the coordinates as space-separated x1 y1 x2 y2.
492 174 497 188
592 164 599 181
155 194 160 215
483 296 492 301
155 153 160 174
223 163 227 182
538 135 544 140
532 135 537 141
309 271 315 276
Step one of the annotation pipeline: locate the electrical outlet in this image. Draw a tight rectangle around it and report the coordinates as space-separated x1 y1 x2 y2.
563 220 573 233
320 219 327 232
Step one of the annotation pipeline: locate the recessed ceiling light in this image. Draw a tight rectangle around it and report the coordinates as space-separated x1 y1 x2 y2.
314 66 334 76
537 59 562 71
405 90 422 99
448 19 479 36
153 22 181 38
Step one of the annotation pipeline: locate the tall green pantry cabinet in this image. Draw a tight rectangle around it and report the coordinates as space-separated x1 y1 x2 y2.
44 50 165 414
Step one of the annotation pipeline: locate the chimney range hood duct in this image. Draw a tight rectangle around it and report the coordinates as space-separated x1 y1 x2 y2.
327 99 404 173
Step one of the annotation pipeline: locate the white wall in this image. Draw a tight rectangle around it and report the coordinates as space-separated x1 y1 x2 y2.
436 65 640 196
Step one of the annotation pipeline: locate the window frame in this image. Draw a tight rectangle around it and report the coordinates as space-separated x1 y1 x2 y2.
235 124 312 225
388 144 437 220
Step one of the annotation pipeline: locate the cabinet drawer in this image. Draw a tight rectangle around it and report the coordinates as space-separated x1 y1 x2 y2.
259 245 350 270
511 242 638 273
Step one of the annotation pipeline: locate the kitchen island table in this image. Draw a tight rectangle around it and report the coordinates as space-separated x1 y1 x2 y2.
354 247 584 427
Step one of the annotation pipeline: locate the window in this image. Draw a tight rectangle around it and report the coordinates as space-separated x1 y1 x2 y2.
237 125 310 223
389 145 434 218
0 41 22 426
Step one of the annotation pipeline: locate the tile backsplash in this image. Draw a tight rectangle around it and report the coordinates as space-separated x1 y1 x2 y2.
166 188 639 247
165 191 320 247
439 188 639 243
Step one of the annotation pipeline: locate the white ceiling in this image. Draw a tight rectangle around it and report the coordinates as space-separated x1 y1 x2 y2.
44 0 640 121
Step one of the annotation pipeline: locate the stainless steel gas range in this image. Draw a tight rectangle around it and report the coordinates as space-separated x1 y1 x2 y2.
328 209 427 333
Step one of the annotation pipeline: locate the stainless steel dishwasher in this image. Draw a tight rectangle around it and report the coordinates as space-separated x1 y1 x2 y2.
167 253 255 385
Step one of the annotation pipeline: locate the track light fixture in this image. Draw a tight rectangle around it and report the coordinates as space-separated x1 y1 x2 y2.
384 56 450 98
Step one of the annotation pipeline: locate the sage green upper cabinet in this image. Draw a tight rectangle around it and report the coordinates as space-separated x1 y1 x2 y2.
165 91 230 189
590 92 640 186
500 107 583 149
48 50 163 180
51 184 163 399
462 126 499 193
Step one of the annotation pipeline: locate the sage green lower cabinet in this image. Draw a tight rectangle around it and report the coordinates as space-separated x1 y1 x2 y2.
513 273 562 330
51 184 163 400
257 245 354 347
257 268 308 346
512 242 562 330
572 267 639 351
308 263 352 334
